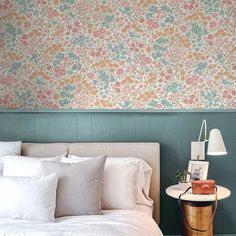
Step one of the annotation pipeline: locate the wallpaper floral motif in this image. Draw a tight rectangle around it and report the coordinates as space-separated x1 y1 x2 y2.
0 0 235 109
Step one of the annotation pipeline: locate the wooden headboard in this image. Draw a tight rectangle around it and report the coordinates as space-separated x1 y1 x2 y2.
21 142 160 224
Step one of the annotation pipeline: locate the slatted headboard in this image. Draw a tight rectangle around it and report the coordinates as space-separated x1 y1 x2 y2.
21 142 160 224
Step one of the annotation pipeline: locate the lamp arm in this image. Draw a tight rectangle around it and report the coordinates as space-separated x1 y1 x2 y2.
197 119 207 161
198 119 207 142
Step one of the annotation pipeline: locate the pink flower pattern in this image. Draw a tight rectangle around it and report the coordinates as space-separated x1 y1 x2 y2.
0 0 235 109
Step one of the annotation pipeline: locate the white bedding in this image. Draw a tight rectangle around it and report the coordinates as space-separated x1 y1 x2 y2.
0 210 163 236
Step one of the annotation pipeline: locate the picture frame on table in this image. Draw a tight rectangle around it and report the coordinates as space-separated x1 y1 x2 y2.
187 160 209 182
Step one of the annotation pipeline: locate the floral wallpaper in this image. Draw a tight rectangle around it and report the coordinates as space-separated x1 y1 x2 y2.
0 0 235 109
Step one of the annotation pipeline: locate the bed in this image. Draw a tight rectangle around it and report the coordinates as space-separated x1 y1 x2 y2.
0 142 163 236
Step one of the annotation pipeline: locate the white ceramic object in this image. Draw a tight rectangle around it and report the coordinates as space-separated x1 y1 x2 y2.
178 182 191 191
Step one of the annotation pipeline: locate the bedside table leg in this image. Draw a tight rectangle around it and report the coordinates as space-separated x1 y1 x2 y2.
181 201 213 236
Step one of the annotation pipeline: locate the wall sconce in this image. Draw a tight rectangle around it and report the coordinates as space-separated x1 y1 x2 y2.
191 119 227 161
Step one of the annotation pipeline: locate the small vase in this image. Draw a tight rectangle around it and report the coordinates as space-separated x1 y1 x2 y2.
178 182 191 191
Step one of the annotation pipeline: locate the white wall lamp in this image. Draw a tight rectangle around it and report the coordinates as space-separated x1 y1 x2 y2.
191 119 227 161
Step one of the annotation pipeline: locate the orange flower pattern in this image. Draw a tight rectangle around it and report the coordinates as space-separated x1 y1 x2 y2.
0 0 235 109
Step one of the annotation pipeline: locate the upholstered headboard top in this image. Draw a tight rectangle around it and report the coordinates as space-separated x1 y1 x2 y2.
21 143 69 157
21 142 160 224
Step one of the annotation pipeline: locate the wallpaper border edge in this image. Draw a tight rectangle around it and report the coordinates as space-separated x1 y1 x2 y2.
0 109 235 113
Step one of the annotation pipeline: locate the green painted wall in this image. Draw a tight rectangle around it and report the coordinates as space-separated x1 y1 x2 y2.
0 111 235 235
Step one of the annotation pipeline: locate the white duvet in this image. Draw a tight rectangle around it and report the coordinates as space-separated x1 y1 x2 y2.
0 210 163 236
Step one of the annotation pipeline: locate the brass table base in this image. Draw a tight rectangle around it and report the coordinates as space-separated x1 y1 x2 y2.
182 201 213 236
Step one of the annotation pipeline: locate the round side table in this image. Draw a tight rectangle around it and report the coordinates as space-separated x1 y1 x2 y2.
166 184 231 236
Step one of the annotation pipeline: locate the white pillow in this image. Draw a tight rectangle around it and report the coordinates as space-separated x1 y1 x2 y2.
63 156 153 210
0 141 21 175
2 155 62 177
0 173 58 222
0 141 21 156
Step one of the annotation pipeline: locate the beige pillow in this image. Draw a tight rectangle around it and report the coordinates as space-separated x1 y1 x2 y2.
39 155 107 217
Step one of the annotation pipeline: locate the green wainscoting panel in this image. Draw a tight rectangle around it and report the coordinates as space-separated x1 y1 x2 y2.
76 113 92 142
62 114 77 142
107 113 121 141
92 113 108 141
0 111 235 235
120 113 136 141
34 114 48 143
48 113 63 142
19 114 35 142
135 114 151 142
4 114 20 141
0 115 4 141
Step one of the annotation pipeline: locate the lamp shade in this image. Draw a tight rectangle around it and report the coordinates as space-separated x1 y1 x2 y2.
207 129 227 155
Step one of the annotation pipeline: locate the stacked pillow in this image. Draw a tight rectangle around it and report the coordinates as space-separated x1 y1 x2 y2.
0 141 21 175
100 157 141 209
0 142 153 223
2 154 106 221
62 156 153 210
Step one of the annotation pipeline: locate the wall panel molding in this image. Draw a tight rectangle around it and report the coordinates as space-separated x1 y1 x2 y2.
0 109 236 113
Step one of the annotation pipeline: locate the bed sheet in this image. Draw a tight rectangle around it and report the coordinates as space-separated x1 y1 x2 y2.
0 210 163 236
